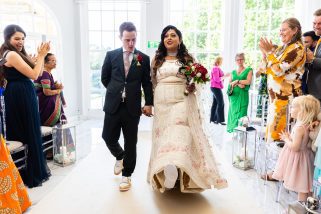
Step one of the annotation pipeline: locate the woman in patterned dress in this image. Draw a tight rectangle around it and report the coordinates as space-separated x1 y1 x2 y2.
259 18 306 142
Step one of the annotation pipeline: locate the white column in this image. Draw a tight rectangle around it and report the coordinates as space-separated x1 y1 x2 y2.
145 0 165 58
221 0 244 74
76 1 90 119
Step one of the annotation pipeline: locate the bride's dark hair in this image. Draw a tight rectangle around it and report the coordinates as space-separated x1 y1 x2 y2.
152 25 193 77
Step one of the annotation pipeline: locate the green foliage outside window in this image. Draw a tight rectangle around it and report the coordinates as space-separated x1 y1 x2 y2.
170 0 222 70
243 0 295 69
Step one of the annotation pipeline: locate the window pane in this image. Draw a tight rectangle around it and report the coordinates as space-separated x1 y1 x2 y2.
208 33 220 51
114 11 127 31
34 16 47 33
196 12 208 31
198 0 209 11
128 11 140 30
115 2 127 11
89 31 101 50
128 2 140 11
182 12 195 30
114 32 122 48
196 32 207 51
88 2 101 10
258 0 270 10
102 32 114 51
89 11 101 31
170 12 183 29
184 32 195 51
101 2 114 10
209 11 221 31
196 53 207 66
101 11 114 31
257 12 270 31
170 0 183 11
18 15 33 32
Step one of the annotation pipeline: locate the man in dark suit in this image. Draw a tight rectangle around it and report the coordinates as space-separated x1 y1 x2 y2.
101 22 153 191
306 9 321 102
302 30 319 94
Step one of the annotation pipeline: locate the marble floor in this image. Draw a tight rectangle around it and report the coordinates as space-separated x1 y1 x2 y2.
24 116 298 214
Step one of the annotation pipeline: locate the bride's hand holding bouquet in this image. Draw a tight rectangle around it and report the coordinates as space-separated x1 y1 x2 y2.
178 61 210 95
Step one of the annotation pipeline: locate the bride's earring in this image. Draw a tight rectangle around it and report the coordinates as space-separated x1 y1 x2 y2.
178 43 181 51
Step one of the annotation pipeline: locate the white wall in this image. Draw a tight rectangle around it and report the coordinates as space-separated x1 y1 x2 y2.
42 0 82 120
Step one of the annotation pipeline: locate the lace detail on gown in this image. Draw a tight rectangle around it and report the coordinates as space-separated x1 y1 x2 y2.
147 60 227 193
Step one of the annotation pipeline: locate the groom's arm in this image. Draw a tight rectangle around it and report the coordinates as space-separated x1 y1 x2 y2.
141 55 153 106
101 51 112 88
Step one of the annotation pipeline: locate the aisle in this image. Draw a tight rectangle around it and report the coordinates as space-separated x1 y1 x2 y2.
28 130 262 214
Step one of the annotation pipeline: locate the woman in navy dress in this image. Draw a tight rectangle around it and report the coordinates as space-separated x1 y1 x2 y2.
0 24 51 187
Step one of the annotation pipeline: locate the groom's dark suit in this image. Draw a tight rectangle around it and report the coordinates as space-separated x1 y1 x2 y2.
101 47 153 177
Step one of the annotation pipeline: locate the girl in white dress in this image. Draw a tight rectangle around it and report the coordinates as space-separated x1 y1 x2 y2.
147 25 227 193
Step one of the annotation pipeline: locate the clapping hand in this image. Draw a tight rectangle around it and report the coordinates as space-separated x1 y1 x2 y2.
54 81 64 89
29 54 37 64
306 48 314 63
279 130 291 142
259 37 274 55
37 42 51 57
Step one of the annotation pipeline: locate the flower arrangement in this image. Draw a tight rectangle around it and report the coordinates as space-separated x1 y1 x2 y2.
178 61 210 95
134 53 143 66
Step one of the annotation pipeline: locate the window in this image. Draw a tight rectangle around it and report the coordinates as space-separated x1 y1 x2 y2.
243 0 295 69
88 0 143 110
169 0 223 69
0 0 60 76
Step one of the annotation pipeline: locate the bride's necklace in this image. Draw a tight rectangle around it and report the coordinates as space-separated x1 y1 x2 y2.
167 51 177 56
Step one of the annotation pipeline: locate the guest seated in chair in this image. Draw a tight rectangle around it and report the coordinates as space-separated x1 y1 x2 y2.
34 53 67 126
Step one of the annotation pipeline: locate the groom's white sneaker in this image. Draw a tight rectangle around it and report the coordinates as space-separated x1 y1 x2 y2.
114 159 123 175
119 176 131 192
164 164 178 189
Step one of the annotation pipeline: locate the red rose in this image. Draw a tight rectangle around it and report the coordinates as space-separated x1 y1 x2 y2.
137 54 143 63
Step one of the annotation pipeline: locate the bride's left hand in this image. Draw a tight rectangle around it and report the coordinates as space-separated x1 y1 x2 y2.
186 83 196 93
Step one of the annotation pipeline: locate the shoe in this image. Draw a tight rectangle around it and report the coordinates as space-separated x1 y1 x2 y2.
164 164 178 189
119 176 131 192
219 122 226 125
114 159 123 175
260 173 277 181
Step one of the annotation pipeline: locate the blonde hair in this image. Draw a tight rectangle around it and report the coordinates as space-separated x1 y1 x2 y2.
292 95 320 126
214 56 223 66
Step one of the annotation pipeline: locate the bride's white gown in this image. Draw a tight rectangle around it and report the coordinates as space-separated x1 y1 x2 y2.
147 60 227 193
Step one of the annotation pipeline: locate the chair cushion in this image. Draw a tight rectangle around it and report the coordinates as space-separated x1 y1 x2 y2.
41 126 53 137
6 141 23 151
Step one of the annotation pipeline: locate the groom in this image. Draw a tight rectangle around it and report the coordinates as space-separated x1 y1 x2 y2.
101 22 153 191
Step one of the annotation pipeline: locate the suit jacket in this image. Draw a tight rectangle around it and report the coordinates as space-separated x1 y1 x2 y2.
101 48 153 117
307 38 321 100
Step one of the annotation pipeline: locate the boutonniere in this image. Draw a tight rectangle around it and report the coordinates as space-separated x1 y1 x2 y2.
133 53 143 66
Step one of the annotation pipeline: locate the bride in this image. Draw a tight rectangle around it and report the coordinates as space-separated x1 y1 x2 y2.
147 25 227 193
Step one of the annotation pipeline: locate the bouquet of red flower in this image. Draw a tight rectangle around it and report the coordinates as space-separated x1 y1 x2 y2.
178 62 210 95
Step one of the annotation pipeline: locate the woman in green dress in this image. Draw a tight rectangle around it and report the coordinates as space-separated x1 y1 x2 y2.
227 53 253 132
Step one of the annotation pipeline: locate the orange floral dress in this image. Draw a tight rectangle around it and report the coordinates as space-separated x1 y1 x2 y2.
0 136 31 213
